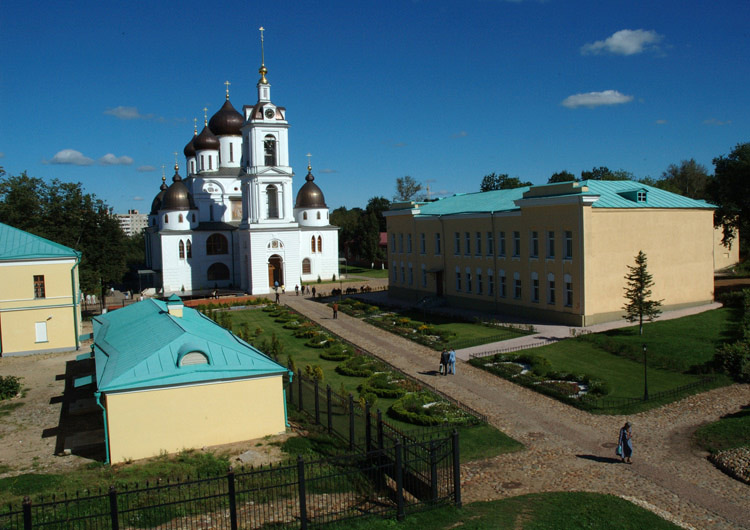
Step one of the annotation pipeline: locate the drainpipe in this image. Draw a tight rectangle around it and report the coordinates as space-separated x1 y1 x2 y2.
95 391 111 464
71 254 81 350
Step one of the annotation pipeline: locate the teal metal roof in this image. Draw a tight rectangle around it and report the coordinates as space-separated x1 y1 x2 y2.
93 298 289 392
409 181 712 216
0 223 80 261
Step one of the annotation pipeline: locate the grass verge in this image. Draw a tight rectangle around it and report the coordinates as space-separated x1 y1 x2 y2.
693 406 750 453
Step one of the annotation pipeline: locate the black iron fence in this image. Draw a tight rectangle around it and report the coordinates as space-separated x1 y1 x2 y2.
1 432 460 529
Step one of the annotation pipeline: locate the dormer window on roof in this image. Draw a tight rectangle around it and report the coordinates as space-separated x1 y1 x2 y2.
179 351 210 366
637 190 647 202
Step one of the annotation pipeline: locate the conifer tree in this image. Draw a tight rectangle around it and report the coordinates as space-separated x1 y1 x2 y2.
623 251 663 335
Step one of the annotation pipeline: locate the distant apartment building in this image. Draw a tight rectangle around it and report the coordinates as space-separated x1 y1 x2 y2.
117 210 148 236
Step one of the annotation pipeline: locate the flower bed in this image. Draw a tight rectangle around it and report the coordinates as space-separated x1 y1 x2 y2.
388 391 477 426
319 341 351 361
358 372 410 399
336 355 382 377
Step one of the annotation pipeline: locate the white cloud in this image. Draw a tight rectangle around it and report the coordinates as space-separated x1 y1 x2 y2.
655 119 667 125
581 29 663 56
452 131 468 138
47 149 95 165
99 153 134 165
0 152 5 158
561 90 634 109
132 196 144 201
104 106 154 120
319 168 337 174
137 165 157 172
703 118 731 126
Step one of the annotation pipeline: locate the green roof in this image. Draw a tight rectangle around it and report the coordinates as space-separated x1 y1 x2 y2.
93 298 289 392
409 180 712 216
0 223 80 261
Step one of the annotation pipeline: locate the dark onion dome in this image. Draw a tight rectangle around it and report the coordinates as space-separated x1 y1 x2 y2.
193 124 220 151
208 98 243 136
161 165 196 211
183 131 196 157
295 166 327 208
150 177 169 214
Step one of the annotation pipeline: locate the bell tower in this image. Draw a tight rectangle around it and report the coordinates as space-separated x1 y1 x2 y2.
240 27 294 227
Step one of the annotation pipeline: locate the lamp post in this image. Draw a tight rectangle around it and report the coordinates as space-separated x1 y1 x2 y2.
642 343 649 401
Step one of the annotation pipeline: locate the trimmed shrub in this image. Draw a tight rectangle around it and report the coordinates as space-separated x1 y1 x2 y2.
0 376 21 400
336 355 380 377
358 372 407 399
388 391 476 426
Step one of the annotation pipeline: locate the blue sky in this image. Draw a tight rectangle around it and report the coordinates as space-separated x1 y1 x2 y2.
1 0 748 213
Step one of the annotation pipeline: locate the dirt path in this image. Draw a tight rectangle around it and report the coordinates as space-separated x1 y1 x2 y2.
284 296 750 530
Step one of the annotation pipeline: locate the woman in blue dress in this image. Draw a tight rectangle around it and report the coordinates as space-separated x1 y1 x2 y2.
618 422 633 463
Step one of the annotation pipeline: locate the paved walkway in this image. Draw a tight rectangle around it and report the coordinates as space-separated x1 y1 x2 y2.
283 294 749 529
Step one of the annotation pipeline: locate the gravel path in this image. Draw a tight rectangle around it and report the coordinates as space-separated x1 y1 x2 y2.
284 295 750 530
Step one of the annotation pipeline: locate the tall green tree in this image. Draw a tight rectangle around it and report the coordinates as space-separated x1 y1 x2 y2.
622 250 663 335
480 173 532 192
0 172 129 293
656 159 711 199
581 167 633 181
707 142 750 249
547 170 577 184
394 176 422 201
365 196 391 232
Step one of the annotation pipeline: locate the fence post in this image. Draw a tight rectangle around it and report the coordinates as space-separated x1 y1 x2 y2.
314 379 320 425
326 385 333 434
349 393 355 451
377 409 384 450
365 401 372 452
297 456 308 530
22 496 32 530
108 486 120 530
452 429 462 508
288 372 294 404
298 369 303 411
227 467 238 530
395 442 405 521
430 440 438 502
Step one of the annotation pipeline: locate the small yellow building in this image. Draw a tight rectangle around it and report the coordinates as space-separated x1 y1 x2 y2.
92 296 291 464
0 223 82 356
385 180 733 326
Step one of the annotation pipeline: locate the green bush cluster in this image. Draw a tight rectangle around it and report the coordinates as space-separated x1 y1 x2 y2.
336 355 381 377
319 341 351 361
713 288 750 382
0 376 21 400
358 373 407 399
388 391 476 426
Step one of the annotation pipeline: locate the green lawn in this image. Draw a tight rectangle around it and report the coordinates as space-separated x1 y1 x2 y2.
579 307 740 372
328 492 681 529
693 406 750 454
343 265 390 279
227 307 521 460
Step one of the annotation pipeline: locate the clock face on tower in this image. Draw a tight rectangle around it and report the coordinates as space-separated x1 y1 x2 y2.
265 108 275 119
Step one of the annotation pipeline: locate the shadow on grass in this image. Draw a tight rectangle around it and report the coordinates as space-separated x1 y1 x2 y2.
575 454 623 464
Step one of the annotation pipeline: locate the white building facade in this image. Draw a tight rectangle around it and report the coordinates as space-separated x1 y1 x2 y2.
145 60 339 295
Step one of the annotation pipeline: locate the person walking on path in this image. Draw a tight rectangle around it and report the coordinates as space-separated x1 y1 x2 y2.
448 348 456 374
311 286 316 298
274 289 280 304
332 302 339 319
295 285 299 296
618 422 633 463
440 349 450 376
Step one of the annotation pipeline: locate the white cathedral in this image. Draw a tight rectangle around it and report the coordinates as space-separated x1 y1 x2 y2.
145 55 339 295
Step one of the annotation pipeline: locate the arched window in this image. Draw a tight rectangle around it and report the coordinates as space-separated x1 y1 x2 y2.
317 236 322 252
186 239 192 258
164 214 169 223
179 351 209 366
207 262 230 281
178 214 184 223
267 185 279 218
206 233 228 255
317 212 321 220
192 213 196 222
201 155 205 170
190 160 195 174
302 258 311 274
264 135 277 166
303 212 308 220
179 240 185 259
311 236 316 253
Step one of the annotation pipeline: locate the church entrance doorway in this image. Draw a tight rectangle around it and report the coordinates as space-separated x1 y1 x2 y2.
268 255 284 288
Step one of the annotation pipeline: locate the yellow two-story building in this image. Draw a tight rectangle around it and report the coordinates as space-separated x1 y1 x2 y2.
385 180 732 326
0 223 82 355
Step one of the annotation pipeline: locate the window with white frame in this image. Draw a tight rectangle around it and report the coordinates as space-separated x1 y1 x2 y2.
408 263 413 285
421 264 427 287
487 232 494 255
513 272 522 299
564 231 573 260
465 268 472 292
499 269 506 298
400 264 405 283
547 230 555 259
564 274 573 306
530 231 539 258
420 233 426 254
476 269 483 294
513 231 521 257
455 267 462 291
531 271 539 302
399 234 404 253
392 261 398 282
464 232 471 255
547 273 556 304
454 232 460 255
637 190 647 202
488 269 494 296
475 232 481 255
435 233 442 255
407 233 412 253
499 231 506 257
391 233 396 252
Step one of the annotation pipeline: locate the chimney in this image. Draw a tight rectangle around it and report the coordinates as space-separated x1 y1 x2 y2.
166 294 184 318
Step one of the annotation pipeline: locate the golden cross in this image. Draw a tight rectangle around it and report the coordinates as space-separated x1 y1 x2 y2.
259 26 265 65
306 152 312 170
161 164 166 181
203 107 208 125
193 117 198 133
173 152 178 165
224 80 231 99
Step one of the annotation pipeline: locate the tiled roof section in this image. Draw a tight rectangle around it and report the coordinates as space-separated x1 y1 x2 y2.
415 187 530 216
0 223 80 260
93 298 288 392
407 181 712 216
